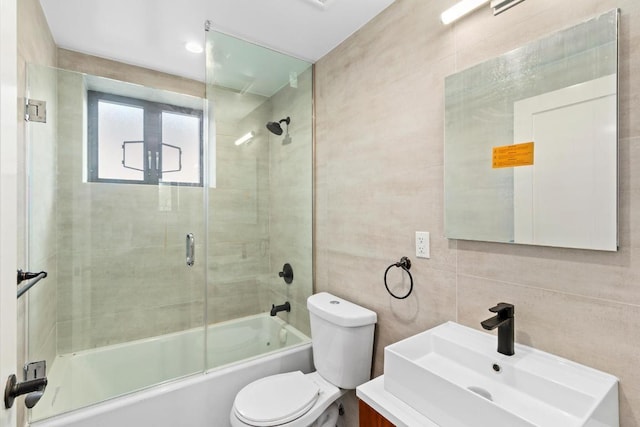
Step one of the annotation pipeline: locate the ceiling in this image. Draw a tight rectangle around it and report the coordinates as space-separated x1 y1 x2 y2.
39 0 396 84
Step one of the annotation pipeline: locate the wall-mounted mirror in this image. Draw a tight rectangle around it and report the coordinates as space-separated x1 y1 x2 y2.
444 9 618 251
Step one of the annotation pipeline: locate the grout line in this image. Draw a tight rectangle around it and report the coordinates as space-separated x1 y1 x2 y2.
454 239 459 323
457 271 640 310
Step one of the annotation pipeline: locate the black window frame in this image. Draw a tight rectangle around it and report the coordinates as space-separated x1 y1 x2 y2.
87 90 204 187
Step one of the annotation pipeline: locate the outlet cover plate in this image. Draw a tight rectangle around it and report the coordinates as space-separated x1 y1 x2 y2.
416 231 430 259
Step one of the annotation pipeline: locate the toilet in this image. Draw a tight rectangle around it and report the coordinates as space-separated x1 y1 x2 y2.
230 292 377 427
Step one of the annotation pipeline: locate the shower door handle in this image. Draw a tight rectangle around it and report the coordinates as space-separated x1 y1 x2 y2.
186 233 195 266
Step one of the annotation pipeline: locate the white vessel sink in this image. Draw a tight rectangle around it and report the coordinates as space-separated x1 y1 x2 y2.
384 322 619 427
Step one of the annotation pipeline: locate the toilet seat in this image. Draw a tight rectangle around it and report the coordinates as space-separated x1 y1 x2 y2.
233 371 320 427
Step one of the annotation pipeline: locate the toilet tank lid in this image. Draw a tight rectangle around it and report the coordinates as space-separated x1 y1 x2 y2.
307 292 377 327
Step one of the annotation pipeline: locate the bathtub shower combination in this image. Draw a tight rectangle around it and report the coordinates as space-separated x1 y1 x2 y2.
24 27 313 426
31 316 311 426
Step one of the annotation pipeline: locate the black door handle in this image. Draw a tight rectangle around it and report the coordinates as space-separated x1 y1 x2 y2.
4 374 47 409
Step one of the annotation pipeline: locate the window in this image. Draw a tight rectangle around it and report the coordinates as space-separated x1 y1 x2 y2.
87 91 203 186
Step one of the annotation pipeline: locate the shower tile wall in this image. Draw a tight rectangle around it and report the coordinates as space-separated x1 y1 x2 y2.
206 71 313 335
59 49 270 345
266 68 314 336
54 54 207 352
314 0 640 425
195 67 315 332
206 88 271 323
53 50 312 351
57 49 204 99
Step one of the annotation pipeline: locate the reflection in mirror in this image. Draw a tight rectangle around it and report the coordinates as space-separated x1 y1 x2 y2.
444 9 618 251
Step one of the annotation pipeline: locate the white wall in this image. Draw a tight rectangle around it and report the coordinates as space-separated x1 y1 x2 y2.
0 0 18 425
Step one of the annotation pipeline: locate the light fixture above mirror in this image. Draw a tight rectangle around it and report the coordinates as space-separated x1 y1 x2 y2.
440 0 525 24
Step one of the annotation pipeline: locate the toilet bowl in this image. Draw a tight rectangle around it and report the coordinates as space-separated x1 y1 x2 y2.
230 372 345 427
229 293 377 427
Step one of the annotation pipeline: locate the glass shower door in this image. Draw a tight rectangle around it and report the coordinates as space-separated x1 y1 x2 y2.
25 64 207 421
204 29 314 369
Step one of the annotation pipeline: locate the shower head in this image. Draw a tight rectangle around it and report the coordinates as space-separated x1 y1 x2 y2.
266 117 290 136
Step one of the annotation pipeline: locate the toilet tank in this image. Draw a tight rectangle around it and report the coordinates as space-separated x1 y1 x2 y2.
307 292 377 389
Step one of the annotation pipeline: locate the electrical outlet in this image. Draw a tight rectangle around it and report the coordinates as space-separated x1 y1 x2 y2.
416 231 430 259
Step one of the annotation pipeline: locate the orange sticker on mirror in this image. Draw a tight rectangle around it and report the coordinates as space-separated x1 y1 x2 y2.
492 142 534 168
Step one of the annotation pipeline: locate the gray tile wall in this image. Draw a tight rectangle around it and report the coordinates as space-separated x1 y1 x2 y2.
266 68 314 336
206 88 271 325
315 0 640 425
54 68 206 353
54 53 314 353
206 72 314 336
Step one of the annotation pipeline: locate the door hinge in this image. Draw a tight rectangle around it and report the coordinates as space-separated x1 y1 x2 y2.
25 98 47 123
24 360 46 381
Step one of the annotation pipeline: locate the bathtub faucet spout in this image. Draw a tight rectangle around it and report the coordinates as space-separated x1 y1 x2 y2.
270 301 291 316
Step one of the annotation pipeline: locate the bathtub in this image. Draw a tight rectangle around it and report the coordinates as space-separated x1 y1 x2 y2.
31 314 313 427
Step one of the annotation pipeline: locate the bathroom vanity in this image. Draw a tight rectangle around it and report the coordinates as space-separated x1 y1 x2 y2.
357 376 438 427
358 399 394 427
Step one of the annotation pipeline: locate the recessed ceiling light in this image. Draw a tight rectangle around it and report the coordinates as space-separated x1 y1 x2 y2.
185 42 204 54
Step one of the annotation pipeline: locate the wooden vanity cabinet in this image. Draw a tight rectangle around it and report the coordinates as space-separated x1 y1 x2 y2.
358 399 395 426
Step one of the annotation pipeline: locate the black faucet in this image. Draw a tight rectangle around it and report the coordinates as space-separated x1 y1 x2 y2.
480 302 515 356
270 301 291 316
